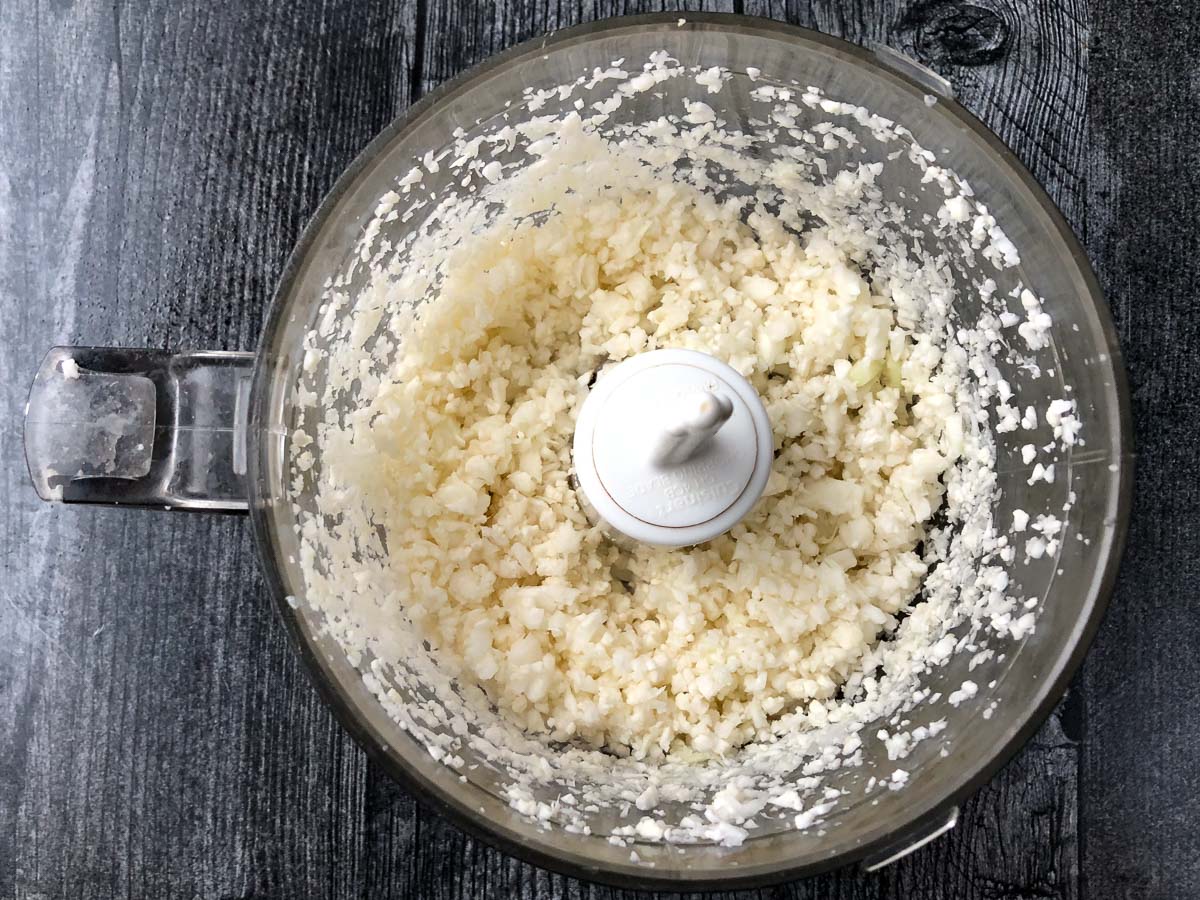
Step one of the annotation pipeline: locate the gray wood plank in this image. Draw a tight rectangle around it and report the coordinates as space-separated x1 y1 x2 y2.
1081 1 1200 898
0 0 415 897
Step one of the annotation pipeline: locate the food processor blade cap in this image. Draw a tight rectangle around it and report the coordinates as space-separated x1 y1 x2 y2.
572 348 773 547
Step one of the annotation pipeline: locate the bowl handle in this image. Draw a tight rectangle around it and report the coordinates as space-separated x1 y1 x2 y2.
23 347 254 513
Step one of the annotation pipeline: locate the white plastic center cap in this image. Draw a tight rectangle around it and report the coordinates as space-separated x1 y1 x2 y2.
573 349 773 547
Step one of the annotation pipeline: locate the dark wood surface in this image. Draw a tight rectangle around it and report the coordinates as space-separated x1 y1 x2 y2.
0 1 1195 897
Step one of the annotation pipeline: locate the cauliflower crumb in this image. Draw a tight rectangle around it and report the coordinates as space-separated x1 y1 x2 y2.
1046 398 1082 445
1028 463 1056 486
947 681 978 706
695 66 731 94
635 785 659 811
1017 289 1053 350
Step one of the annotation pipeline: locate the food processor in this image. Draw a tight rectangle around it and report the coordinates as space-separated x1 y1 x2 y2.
22 13 1131 890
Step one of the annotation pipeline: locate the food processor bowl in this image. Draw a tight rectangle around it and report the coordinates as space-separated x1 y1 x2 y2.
24 13 1131 890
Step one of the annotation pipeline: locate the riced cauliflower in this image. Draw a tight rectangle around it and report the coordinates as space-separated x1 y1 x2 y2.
287 50 1081 845
329 167 959 759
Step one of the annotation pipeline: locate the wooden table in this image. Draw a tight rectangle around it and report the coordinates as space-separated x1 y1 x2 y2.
1 2 1195 897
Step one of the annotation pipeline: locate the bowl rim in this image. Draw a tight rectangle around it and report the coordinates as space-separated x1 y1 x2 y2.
246 10 1134 890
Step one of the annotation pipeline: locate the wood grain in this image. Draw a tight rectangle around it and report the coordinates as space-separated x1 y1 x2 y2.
1081 2 1200 899
0 0 1187 897
0 1 412 897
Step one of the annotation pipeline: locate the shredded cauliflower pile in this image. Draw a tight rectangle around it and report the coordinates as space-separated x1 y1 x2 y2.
327 174 962 760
